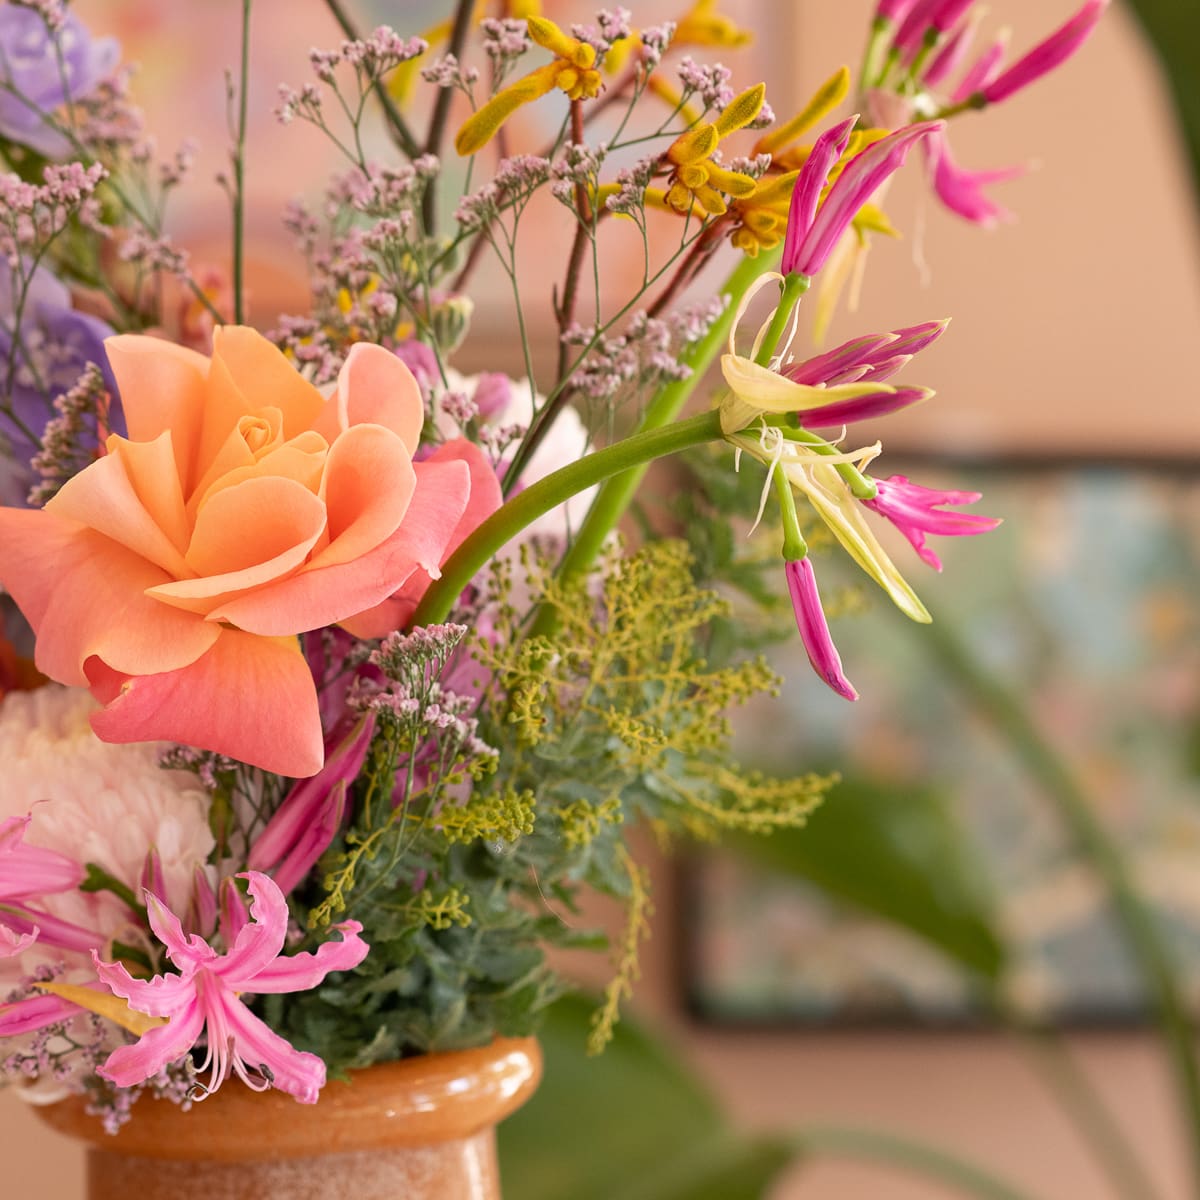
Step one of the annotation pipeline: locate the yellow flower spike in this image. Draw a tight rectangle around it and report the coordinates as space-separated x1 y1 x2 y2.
727 168 800 257
504 0 542 16
528 16 596 69
34 980 168 1037
454 16 602 156
667 123 718 166
658 85 762 217
604 32 638 75
713 83 765 138
674 0 753 48
755 66 850 156
455 62 559 155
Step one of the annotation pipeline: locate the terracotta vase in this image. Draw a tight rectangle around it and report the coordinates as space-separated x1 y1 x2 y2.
36 1037 542 1200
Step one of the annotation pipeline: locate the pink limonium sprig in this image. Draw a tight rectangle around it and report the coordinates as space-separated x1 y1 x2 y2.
864 475 1001 570
95 871 369 1104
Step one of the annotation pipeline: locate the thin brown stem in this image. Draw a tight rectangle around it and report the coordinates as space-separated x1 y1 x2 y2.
422 0 476 233
554 101 593 381
323 0 422 157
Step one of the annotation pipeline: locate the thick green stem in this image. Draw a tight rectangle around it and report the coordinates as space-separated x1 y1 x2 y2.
753 272 809 367
553 249 779 586
410 410 725 626
924 615 1200 1197
793 1126 1048 1200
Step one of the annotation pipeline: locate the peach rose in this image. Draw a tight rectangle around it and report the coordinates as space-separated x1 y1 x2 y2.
0 327 499 778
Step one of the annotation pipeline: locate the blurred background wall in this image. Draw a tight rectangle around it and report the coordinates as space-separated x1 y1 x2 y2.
3 2 1198 1197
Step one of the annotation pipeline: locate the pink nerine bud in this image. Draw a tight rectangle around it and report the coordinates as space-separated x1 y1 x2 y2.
248 715 374 893
785 558 858 702
980 0 1107 105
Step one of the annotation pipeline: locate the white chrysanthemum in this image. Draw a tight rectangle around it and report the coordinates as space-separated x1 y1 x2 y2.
0 684 214 940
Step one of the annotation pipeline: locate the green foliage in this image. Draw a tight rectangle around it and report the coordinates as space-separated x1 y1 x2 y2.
275 540 834 1070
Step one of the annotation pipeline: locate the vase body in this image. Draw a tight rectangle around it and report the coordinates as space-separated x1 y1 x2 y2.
35 1037 541 1200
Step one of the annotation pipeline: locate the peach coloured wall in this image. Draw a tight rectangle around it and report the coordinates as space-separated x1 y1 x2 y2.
4 2 1198 1197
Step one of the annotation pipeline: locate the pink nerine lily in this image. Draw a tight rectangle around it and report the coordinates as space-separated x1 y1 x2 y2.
782 120 943 278
94 871 369 1104
864 474 1000 571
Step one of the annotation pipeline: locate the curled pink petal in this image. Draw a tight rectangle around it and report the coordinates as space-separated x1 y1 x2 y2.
864 474 1001 570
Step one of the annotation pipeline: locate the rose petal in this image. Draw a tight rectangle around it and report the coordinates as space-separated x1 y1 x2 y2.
86 629 324 777
315 343 422 453
103 335 208 487
47 435 192 578
308 423 416 570
0 513 220 683
211 327 326 440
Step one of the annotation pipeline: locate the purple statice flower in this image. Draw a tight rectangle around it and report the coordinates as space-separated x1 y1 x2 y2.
0 7 120 157
0 262 119 507
785 558 857 702
782 119 943 278
864 474 1001 570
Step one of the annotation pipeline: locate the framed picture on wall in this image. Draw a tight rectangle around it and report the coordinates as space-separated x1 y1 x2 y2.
681 458 1200 1028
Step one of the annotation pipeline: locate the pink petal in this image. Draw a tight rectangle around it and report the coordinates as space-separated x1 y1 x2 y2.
246 920 369 994
144 892 214 970
0 992 84 1036
0 922 38 957
93 954 199 1019
214 872 289 987
338 455 476 638
99 1002 206 1088
786 558 858 702
220 994 327 1103
219 876 250 949
86 628 324 778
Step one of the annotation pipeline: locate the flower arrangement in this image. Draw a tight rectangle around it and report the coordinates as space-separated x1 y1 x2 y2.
0 0 1104 1133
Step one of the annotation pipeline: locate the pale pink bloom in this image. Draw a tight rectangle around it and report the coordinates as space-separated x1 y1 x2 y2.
864 474 1001 571
96 872 369 1104
785 558 858 702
